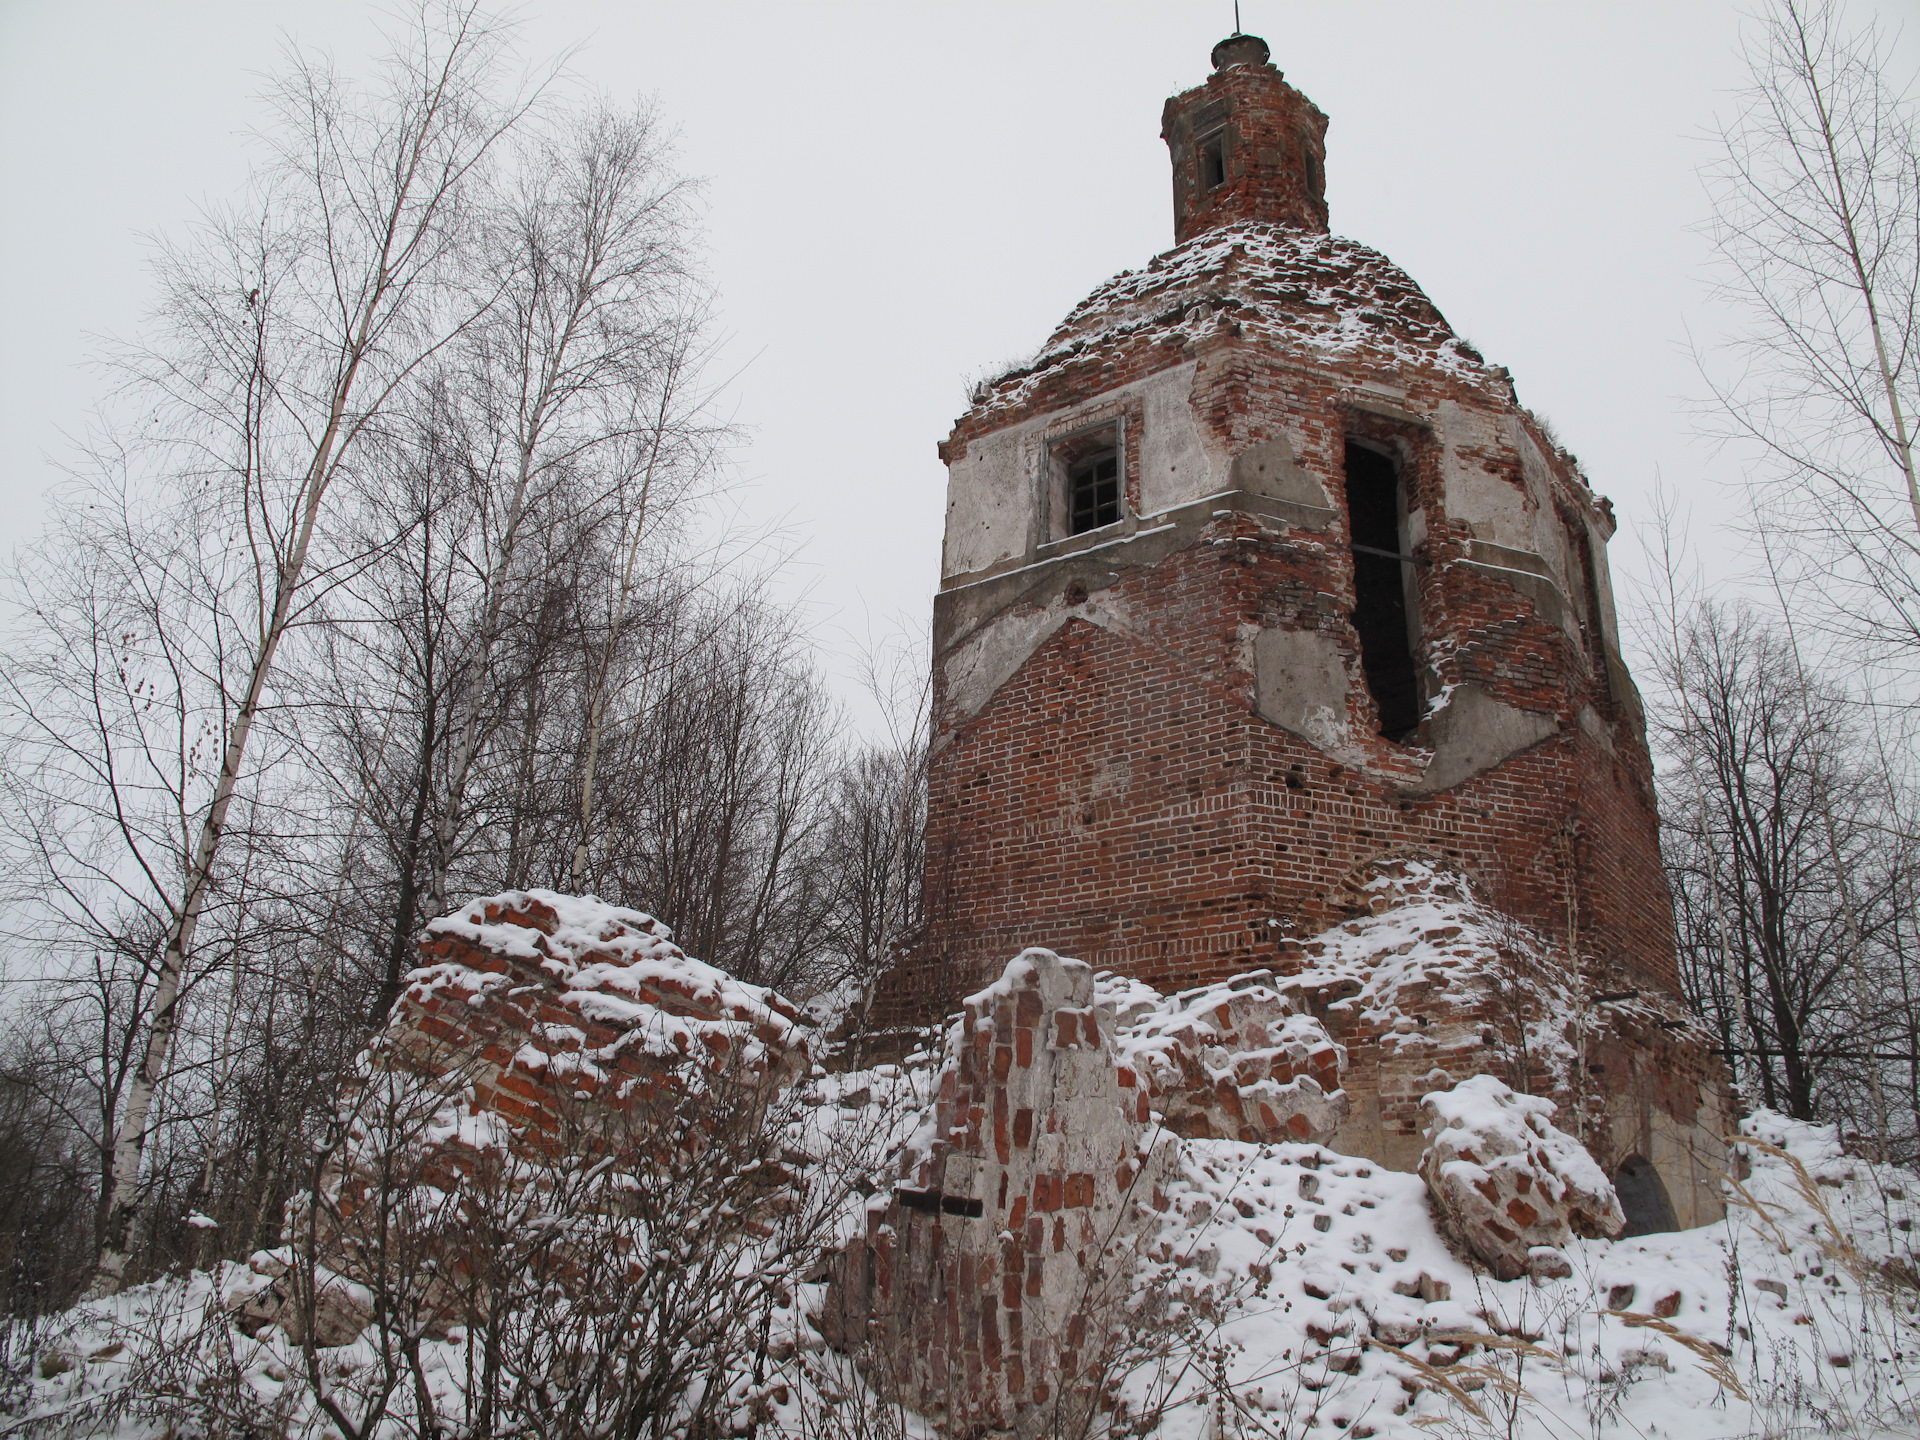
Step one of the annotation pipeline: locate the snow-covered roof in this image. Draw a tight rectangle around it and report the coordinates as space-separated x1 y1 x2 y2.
972 220 1501 418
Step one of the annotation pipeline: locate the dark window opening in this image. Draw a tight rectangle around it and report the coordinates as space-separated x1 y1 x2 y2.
1199 132 1228 191
892 1187 983 1219
1300 131 1321 197
1345 441 1421 741
1052 423 1124 538
1070 450 1119 534
1613 1156 1677 1236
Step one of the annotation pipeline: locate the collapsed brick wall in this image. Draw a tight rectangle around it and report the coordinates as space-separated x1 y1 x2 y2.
391 891 810 1140
825 949 1350 1431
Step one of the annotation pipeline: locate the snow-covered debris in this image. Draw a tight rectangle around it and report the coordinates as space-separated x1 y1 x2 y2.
1098 968 1349 1144
1419 1074 1625 1280
402 888 810 1105
228 1248 373 1348
823 948 1353 1431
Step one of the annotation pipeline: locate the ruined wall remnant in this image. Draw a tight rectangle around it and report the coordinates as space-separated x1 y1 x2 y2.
242 891 812 1345
825 948 1349 1431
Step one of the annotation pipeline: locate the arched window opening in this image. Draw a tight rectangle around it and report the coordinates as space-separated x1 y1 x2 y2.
1344 440 1421 741
1613 1155 1677 1236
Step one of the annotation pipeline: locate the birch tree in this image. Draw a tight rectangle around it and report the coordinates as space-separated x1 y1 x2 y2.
2 2 539 1296
1703 0 1920 672
422 102 709 921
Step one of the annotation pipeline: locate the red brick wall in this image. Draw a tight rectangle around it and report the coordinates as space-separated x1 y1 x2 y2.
888 516 1676 1029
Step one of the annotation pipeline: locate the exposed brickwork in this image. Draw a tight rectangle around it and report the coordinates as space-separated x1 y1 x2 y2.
827 953 1173 1430
389 892 810 1149
902 573 1669 1008
825 949 1349 1430
1163 35 1330 242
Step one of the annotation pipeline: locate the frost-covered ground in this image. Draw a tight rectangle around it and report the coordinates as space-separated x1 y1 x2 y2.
13 1065 1918 1439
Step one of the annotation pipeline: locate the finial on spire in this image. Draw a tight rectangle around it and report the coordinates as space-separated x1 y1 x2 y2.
1233 0 1242 35
1210 32 1270 71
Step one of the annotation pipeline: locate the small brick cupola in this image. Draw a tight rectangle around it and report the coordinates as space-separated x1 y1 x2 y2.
1162 33 1330 242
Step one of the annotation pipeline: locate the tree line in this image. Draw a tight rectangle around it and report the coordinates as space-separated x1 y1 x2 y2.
0 2 925 1326
1645 0 1920 1164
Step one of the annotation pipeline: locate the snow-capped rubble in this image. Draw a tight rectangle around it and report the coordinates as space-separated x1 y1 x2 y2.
1099 969 1350 1144
12 891 1915 1438
17 1087 1920 1440
403 888 810 1096
1419 1074 1626 1279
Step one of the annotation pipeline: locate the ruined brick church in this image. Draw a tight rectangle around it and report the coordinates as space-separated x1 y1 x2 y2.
882 34 1727 1230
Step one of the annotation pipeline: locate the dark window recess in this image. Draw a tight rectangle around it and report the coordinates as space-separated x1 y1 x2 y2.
1344 441 1421 741
1069 449 1121 535
1613 1156 1677 1237
892 1187 982 1219
1199 133 1228 190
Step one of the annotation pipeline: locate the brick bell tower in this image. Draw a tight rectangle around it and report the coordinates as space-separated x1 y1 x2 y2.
889 36 1727 1223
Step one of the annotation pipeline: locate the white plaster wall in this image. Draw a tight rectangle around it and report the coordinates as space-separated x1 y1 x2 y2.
941 367 1212 581
1510 420 1573 566
1136 361 1210 516
1583 515 1623 653
1436 401 1587 612
941 603 1072 727
942 427 1032 578
1437 399 1531 550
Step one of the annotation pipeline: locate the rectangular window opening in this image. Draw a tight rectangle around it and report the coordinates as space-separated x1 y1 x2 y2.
1199 132 1228 191
1344 440 1422 742
1052 424 1123 537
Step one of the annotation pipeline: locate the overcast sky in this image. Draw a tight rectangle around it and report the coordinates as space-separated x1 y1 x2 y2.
3 1 1915 731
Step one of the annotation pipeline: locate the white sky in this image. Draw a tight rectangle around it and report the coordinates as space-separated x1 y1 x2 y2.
3 1 1915 732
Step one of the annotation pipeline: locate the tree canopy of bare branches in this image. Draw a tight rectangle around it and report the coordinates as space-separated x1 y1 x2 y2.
1702 0 1920 684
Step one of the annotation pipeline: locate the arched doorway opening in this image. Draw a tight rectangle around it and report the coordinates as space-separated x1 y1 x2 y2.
1614 1154 1678 1236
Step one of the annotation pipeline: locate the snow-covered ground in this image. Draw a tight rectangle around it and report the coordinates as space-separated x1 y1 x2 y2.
12 1061 1918 1439
777 1099 1920 1439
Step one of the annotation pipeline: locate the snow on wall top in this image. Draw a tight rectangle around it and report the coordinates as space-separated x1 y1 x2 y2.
402 888 808 1083
971 220 1500 419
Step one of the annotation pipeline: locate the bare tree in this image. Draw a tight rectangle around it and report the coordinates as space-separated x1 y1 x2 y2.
0 1 541 1296
1652 599 1918 1149
1702 0 1920 674
421 101 710 924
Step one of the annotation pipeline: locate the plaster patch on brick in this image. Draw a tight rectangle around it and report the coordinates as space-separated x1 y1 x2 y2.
1404 684 1560 796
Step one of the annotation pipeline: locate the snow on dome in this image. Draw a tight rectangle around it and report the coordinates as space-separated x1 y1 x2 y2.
974 220 1498 418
